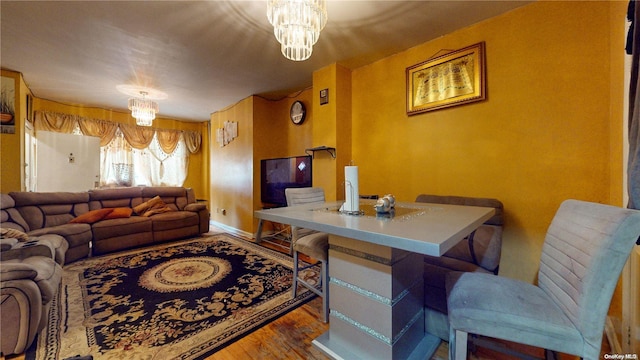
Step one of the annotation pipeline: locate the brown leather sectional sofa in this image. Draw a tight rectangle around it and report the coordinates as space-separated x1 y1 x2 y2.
0 186 209 356
1 186 210 263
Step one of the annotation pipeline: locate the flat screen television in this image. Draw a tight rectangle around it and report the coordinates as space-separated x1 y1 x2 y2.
261 155 312 207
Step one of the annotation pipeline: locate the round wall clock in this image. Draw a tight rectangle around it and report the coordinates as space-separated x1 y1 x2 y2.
290 100 306 125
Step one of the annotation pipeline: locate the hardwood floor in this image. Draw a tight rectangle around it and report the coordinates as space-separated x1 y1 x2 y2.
207 296 330 360
2 231 611 360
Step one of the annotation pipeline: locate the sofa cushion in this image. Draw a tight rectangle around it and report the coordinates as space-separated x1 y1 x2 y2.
88 187 143 210
10 190 91 231
69 208 114 224
149 211 199 231
91 216 152 241
28 223 93 263
2 194 30 232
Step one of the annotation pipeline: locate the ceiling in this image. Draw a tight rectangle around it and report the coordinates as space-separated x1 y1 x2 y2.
1 1 531 122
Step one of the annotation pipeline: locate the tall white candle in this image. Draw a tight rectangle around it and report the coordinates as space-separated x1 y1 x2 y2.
344 166 359 212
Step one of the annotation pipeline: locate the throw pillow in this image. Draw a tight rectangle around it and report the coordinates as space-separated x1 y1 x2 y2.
142 204 174 217
0 227 29 241
133 196 164 215
103 207 133 220
69 208 114 224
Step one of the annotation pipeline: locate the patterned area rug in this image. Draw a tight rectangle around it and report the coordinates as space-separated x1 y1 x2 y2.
28 234 318 360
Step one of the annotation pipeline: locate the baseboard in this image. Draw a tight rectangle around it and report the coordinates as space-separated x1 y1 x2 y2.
209 220 254 240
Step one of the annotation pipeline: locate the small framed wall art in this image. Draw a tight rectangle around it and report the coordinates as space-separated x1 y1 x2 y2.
406 42 485 115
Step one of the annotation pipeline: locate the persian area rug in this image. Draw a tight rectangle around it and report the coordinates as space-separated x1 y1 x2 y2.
28 234 319 360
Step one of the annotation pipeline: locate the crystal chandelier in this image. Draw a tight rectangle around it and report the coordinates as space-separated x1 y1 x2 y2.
267 0 327 61
128 91 158 127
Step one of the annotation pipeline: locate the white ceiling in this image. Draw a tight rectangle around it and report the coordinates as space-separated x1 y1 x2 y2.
1 1 531 122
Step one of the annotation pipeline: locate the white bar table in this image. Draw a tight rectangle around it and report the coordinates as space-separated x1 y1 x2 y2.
254 200 494 360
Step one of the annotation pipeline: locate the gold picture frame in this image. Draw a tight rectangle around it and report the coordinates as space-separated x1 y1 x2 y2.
406 42 485 115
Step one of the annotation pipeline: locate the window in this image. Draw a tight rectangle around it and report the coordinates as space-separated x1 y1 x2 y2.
100 129 188 187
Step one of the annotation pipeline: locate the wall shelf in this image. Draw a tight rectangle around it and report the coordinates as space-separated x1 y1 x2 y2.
305 146 336 159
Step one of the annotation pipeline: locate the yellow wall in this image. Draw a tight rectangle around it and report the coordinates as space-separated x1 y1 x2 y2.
312 64 353 202
349 1 625 282
210 96 256 233
209 3 625 283
0 69 28 193
210 91 316 236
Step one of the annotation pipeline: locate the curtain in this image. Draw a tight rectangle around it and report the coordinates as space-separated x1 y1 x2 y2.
34 110 202 154
628 0 640 210
101 129 134 186
34 111 78 133
120 123 155 149
132 133 189 186
78 117 118 146
34 110 201 188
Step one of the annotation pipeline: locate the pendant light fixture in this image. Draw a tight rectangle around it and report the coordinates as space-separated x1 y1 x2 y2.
128 91 158 127
267 0 327 61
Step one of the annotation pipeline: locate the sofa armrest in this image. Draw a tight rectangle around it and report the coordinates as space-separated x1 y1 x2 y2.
184 203 210 234
0 240 55 262
184 203 207 212
0 262 38 282
0 238 19 251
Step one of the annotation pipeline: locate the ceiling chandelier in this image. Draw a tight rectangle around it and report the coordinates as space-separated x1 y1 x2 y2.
267 0 327 61
128 91 158 127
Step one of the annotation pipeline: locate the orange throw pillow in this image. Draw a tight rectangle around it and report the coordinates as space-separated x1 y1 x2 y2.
103 207 133 220
69 208 114 224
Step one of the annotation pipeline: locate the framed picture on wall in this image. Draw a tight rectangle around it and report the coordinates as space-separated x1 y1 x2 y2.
406 42 486 115
1 75 16 134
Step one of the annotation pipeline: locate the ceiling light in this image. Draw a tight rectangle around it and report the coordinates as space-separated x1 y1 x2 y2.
128 91 158 127
267 0 327 61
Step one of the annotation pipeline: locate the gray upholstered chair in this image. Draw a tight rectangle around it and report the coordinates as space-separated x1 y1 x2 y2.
285 187 329 323
415 194 504 340
447 199 640 360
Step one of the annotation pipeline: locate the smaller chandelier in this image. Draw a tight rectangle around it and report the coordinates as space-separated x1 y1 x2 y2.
128 91 158 127
267 0 327 61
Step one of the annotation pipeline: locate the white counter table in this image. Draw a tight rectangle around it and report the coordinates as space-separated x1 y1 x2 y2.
254 200 495 360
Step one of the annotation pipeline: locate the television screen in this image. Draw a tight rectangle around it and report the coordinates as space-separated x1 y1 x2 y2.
261 155 312 207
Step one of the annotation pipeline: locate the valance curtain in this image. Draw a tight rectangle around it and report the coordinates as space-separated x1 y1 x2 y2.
34 111 202 153
34 110 202 188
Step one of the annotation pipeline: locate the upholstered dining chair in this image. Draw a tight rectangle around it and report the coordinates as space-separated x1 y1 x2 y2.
285 187 330 323
416 194 504 340
447 199 640 360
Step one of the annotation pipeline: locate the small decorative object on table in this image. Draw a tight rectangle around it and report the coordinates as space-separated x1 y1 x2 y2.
374 194 396 214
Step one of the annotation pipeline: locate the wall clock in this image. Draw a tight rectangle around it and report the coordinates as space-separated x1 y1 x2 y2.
290 100 306 125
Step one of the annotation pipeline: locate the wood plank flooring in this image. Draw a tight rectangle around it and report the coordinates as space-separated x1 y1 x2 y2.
2 230 611 360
